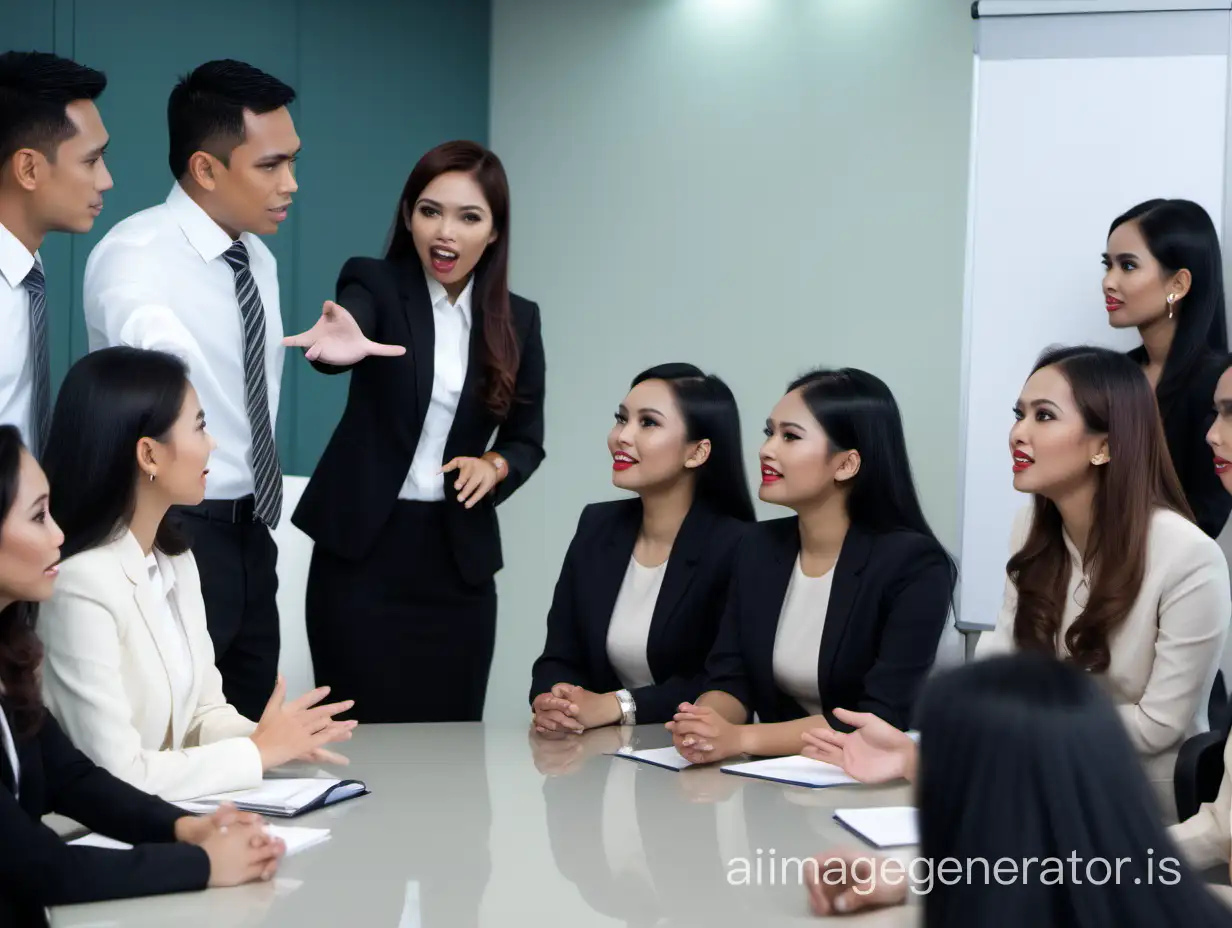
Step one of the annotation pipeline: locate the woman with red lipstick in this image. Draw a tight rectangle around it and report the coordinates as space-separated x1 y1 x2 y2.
286 141 546 723
37 349 355 802
1104 199 1232 538
975 345 1229 819
668 368 956 765
528 363 754 732
808 348 1232 823
0 424 291 924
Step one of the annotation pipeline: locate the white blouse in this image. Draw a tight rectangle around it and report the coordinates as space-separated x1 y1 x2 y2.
145 552 195 722
606 556 669 690
771 557 834 717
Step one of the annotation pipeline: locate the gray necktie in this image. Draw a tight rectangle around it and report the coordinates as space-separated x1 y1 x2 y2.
23 263 50 457
222 240 282 528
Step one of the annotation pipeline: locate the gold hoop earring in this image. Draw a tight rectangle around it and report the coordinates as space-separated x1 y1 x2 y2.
1167 293 1176 319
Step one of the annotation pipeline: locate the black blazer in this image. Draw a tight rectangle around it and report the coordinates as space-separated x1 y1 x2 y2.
703 517 954 732
0 708 208 925
292 257 546 585
1130 347 1232 538
529 498 746 724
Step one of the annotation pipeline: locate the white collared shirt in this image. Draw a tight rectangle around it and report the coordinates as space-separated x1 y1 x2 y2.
398 273 474 501
144 551 194 723
0 222 38 448
83 183 284 500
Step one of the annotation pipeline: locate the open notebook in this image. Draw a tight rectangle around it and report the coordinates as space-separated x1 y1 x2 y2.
70 824 332 856
177 778 368 818
720 755 859 788
832 806 919 848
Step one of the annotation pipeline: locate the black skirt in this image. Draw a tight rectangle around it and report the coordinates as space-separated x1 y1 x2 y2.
305 501 497 723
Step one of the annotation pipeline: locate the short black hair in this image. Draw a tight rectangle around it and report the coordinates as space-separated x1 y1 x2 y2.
0 51 106 167
167 58 296 179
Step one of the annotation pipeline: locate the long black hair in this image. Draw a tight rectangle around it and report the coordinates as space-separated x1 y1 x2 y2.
789 367 953 557
0 425 45 739
631 363 755 523
1111 199 1228 414
42 348 191 561
916 652 1232 928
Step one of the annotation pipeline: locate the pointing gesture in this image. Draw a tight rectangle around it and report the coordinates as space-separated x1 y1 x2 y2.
283 300 406 364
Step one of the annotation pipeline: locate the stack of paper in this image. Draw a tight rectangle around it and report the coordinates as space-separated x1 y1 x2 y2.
832 807 919 847
70 824 332 856
719 755 859 788
177 777 368 817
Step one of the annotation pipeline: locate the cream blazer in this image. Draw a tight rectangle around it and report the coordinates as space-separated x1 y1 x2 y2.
39 531 263 801
1171 734 1232 877
977 505 1231 821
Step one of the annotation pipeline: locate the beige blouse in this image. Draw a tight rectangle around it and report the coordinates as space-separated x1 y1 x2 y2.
977 505 1231 821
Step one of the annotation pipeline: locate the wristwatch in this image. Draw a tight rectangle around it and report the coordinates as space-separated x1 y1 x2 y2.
614 689 637 726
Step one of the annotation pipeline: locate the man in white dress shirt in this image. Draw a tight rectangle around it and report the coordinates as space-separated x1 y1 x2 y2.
0 51 110 455
83 60 298 720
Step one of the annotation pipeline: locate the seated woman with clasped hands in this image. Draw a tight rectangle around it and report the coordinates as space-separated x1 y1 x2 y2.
0 424 286 924
38 348 357 802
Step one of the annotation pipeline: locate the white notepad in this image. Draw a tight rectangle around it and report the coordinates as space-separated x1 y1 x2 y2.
70 824 332 856
720 755 858 788
607 746 694 771
833 806 919 848
176 777 368 817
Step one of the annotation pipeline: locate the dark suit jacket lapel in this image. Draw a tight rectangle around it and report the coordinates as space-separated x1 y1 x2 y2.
644 503 714 666
815 525 873 695
395 261 435 432
586 502 641 669
753 519 800 715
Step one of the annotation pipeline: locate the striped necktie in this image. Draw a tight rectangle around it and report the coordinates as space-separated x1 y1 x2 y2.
222 240 282 528
22 262 50 458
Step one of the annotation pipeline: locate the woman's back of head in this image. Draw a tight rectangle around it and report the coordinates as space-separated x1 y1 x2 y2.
916 652 1232 928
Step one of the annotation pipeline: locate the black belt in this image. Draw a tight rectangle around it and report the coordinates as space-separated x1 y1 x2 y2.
177 496 257 524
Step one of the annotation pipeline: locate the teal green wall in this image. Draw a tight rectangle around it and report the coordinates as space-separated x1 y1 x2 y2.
7 0 491 474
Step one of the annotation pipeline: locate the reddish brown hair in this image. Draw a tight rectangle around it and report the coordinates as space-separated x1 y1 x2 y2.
386 140 520 418
1010 346 1192 673
0 425 46 739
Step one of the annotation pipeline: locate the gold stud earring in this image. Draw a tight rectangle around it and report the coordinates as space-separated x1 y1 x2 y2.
1167 293 1176 319
149 473 155 483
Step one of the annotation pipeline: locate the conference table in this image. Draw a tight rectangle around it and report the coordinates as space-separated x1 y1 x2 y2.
49 724 918 927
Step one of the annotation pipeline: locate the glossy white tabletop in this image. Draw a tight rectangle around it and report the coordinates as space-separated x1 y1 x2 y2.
49 724 918 927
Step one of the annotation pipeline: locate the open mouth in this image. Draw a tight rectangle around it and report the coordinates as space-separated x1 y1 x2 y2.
761 464 783 484
612 452 637 472
1012 452 1034 473
431 246 459 275
1216 456 1231 475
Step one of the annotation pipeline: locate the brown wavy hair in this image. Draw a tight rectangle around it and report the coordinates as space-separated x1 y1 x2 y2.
386 140 520 418
0 425 46 739
1009 346 1192 673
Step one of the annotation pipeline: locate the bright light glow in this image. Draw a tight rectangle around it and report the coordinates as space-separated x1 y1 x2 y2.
684 0 760 21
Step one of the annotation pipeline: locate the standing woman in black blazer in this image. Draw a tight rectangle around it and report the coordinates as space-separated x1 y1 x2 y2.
285 141 545 723
529 363 755 732
1105 199 1232 538
0 426 285 924
669 368 956 765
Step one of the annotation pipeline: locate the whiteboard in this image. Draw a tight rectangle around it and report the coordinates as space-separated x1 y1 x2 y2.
956 52 1229 629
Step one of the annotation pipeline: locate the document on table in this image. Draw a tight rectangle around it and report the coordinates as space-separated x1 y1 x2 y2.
69 825 333 856
176 777 368 817
719 755 859 788
607 746 694 771
832 806 919 848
